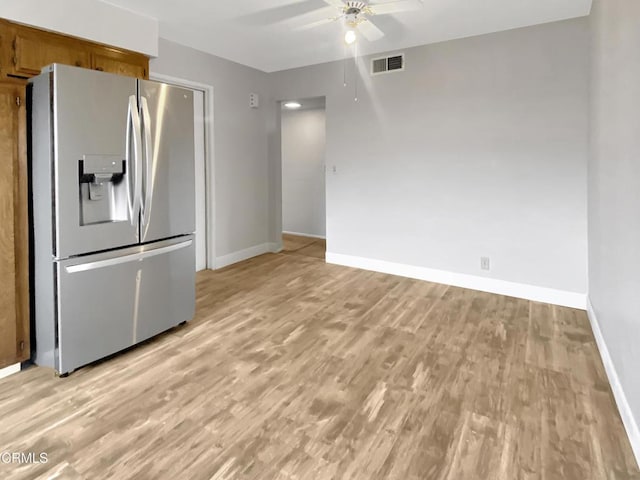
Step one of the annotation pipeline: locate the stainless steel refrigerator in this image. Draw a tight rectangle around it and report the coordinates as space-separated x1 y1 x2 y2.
29 64 196 376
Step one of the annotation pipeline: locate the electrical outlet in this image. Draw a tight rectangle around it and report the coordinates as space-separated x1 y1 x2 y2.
480 257 490 271
249 93 259 109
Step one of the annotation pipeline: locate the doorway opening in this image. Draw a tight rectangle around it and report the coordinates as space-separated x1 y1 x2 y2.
280 96 326 260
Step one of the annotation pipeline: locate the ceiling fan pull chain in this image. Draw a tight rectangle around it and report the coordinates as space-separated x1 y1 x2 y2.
344 44 348 87
354 42 359 102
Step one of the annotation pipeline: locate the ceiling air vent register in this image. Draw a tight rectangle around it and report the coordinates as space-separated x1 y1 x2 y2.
371 54 405 76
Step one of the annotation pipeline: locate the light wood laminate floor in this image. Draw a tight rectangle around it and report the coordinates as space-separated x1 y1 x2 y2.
0 252 638 479
283 233 326 259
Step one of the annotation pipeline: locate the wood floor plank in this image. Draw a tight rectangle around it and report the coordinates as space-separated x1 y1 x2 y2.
282 234 326 260
0 251 637 479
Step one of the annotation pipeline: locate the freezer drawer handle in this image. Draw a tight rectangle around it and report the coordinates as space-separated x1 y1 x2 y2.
64 240 193 274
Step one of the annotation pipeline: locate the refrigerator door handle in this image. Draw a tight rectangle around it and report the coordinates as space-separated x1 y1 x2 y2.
140 96 153 227
125 96 134 222
64 239 193 274
126 95 143 227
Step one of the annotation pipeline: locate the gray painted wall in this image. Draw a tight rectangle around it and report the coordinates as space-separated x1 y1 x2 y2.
151 38 273 258
269 18 589 293
589 0 640 442
281 108 326 237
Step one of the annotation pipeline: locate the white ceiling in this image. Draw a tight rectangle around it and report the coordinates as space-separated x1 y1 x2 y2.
101 0 592 72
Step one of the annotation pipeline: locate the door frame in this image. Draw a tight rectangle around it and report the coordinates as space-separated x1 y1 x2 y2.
278 97 328 245
149 73 216 269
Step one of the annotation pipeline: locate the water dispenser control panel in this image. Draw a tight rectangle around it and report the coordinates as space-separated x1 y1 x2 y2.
78 154 127 225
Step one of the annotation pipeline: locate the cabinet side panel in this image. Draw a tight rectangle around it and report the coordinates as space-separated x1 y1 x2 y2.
16 82 29 362
0 85 18 367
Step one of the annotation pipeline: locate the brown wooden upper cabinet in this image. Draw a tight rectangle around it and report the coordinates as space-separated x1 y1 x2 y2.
92 49 147 79
10 25 91 77
0 19 149 80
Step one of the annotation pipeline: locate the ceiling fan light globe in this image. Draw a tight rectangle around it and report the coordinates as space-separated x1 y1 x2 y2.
345 30 357 44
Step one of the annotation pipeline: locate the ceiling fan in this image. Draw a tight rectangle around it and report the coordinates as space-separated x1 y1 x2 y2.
298 0 423 43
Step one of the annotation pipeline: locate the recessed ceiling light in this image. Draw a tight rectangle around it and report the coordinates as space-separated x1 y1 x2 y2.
284 101 302 109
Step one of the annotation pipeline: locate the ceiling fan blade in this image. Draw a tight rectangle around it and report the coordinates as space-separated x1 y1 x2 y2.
323 0 345 7
358 19 385 41
295 16 340 31
289 6 341 30
235 1 328 26
369 0 422 15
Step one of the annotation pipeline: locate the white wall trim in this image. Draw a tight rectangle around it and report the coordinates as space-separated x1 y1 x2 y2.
150 72 216 270
326 252 586 309
216 243 280 269
0 363 20 380
587 297 640 466
283 231 326 240
269 242 283 253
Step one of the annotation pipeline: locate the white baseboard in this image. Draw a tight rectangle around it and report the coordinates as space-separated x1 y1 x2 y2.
283 231 326 240
268 242 283 253
0 363 20 380
326 252 586 310
215 242 282 269
587 298 640 467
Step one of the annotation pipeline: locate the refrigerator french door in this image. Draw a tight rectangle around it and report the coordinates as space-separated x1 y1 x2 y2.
30 64 196 375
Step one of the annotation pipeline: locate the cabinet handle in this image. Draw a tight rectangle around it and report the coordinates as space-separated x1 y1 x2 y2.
11 38 17 65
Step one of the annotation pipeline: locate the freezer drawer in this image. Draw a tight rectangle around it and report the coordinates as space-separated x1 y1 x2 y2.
136 237 195 342
56 236 195 374
57 249 139 374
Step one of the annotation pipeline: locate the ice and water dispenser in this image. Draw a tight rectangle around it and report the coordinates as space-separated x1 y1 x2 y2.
78 154 128 225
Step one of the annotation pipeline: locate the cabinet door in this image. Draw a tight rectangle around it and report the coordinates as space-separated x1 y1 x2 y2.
93 50 148 79
0 21 14 77
12 27 90 77
0 82 28 368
